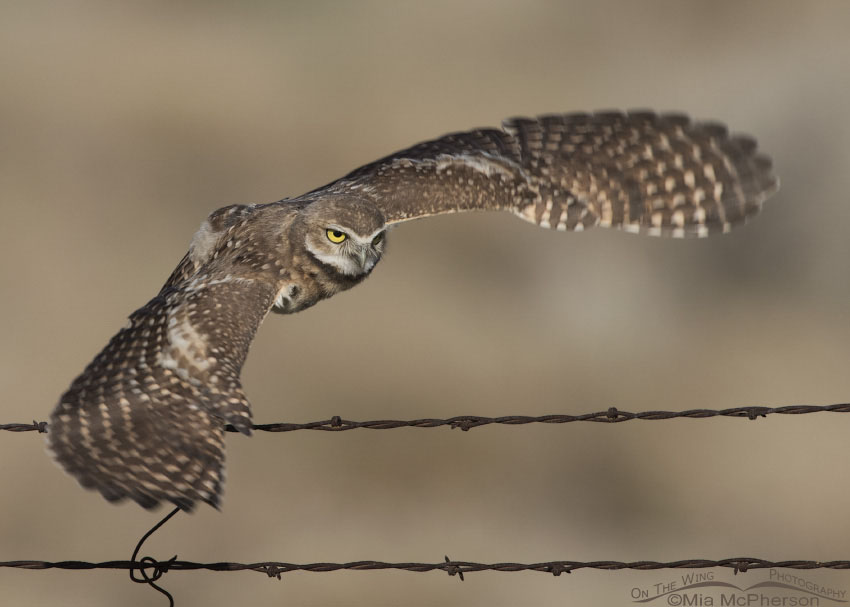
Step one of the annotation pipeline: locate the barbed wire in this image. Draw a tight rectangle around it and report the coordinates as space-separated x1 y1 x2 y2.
4 403 850 435
6 403 850 604
5 557 850 577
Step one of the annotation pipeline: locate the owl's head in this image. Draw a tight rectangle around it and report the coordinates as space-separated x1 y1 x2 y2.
298 195 387 277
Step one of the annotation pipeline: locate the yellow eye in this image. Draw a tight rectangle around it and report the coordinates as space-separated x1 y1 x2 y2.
326 229 347 244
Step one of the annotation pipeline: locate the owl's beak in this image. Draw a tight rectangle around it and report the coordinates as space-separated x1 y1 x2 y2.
358 246 377 273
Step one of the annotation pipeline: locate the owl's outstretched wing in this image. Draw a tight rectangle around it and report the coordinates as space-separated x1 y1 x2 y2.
316 111 778 237
48 250 277 510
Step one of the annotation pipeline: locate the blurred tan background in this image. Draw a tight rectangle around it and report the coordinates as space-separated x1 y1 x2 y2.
2 1 850 605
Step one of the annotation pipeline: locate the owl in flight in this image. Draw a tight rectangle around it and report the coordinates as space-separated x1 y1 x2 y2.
47 111 778 511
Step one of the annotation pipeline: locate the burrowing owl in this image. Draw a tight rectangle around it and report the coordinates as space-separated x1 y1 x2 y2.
47 111 779 510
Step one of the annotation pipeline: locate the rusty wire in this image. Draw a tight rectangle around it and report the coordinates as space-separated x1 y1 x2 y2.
4 557 850 577
4 402 850 435
6 402 850 605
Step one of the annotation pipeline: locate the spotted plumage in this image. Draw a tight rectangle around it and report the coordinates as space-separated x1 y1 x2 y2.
47 111 779 510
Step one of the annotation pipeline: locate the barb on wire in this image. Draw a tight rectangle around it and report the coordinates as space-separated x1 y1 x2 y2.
1 420 48 432
129 506 181 607
3 557 850 576
5 403 850 435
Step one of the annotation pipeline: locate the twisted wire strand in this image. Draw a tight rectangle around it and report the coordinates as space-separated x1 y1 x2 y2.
4 403 850 434
4 558 850 577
